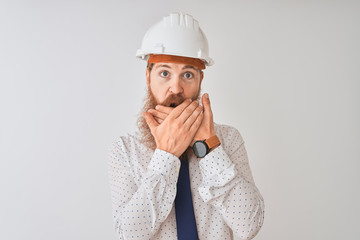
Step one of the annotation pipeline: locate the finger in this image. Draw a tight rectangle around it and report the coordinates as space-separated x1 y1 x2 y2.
142 112 158 131
202 93 213 118
189 110 204 136
169 98 193 119
176 100 199 123
183 105 203 130
155 105 173 115
148 109 168 121
154 116 163 124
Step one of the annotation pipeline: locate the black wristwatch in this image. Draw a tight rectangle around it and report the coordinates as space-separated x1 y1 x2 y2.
192 135 221 158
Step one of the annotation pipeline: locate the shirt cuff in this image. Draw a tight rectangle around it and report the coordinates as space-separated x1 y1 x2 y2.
148 149 181 176
199 145 233 179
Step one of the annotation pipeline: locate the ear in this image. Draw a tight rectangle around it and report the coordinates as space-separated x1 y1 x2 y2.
200 71 204 84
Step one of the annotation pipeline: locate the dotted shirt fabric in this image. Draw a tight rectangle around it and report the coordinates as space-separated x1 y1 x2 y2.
108 123 265 240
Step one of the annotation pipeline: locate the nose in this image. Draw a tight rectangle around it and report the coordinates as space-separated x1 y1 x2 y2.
169 76 183 95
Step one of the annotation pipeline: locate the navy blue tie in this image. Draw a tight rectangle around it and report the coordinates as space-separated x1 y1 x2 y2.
175 156 199 240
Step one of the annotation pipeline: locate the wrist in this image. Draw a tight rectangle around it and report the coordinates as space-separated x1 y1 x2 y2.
192 135 221 158
156 146 182 158
194 131 215 143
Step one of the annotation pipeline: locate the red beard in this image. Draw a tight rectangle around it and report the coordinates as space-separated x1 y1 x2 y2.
160 93 186 108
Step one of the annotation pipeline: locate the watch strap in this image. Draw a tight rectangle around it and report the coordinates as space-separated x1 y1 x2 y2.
204 135 221 151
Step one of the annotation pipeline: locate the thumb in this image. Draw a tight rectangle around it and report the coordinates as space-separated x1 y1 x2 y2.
202 93 213 116
143 112 158 130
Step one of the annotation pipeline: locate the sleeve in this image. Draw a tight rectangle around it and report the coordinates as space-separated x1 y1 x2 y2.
197 128 265 240
108 138 181 240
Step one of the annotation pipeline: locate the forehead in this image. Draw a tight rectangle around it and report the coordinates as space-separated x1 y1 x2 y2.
153 62 199 71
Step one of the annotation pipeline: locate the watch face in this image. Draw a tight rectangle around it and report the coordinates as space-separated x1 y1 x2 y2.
193 141 208 158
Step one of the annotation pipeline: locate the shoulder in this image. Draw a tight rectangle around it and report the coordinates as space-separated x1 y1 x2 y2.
214 123 245 155
214 123 244 143
108 129 148 160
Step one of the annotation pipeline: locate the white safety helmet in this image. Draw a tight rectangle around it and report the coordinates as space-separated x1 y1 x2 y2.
136 12 214 67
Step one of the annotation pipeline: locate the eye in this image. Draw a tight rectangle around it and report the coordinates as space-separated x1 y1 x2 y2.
160 71 169 77
184 72 193 79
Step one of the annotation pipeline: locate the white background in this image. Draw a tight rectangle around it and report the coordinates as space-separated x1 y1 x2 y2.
1 0 359 239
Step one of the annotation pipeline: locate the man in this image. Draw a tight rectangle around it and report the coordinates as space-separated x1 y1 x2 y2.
108 13 265 240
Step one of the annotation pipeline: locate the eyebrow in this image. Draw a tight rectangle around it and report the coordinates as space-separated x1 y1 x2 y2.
182 65 197 70
154 64 171 70
154 64 198 71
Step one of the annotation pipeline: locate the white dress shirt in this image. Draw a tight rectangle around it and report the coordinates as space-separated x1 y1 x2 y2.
108 123 265 240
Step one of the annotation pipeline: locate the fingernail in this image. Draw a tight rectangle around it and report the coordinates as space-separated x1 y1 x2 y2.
155 105 159 110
